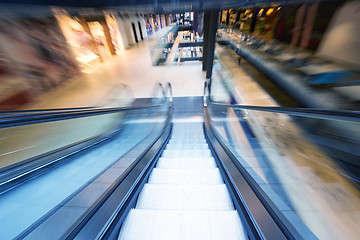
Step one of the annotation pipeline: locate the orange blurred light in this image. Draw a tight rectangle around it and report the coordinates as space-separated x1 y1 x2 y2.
266 8 274 16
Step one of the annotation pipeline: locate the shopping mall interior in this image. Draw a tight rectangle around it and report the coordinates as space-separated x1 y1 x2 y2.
0 0 359 239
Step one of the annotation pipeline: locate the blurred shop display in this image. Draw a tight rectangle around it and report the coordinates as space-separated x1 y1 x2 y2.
54 8 103 68
88 21 112 61
221 2 345 51
105 12 126 53
0 17 80 110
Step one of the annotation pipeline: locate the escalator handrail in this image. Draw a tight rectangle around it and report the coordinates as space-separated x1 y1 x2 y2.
0 104 166 129
210 101 360 122
203 81 316 239
0 82 172 194
0 108 100 121
203 80 209 107
63 89 173 239
151 82 166 100
0 107 95 115
204 81 360 122
0 83 132 117
70 119 173 240
166 82 173 103
0 83 168 129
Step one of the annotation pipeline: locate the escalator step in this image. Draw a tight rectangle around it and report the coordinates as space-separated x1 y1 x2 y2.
148 168 223 184
118 209 246 240
169 139 207 144
157 158 217 169
171 136 205 140
165 144 209 150
136 184 234 210
162 149 212 158
119 122 247 240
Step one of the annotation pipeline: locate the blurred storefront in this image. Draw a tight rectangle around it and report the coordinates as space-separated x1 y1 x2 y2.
105 11 126 53
53 8 101 68
145 14 171 35
222 7 281 41
222 2 344 51
87 21 113 61
0 8 132 109
53 8 128 70
0 17 80 110
145 16 154 36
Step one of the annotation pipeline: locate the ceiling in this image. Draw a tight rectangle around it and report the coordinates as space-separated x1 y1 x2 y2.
0 0 328 13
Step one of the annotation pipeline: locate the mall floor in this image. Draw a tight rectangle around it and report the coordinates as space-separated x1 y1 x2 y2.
23 26 206 110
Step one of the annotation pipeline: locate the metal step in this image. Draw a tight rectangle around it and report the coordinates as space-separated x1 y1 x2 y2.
169 139 208 144
118 121 246 240
156 157 217 169
165 144 209 150
118 209 246 240
148 168 223 184
136 184 234 210
162 149 212 158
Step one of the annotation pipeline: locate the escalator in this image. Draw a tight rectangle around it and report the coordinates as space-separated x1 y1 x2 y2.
0 82 359 239
0 83 172 239
118 121 246 240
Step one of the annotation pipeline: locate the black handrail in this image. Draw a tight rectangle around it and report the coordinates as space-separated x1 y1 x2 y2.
211 101 360 123
204 81 360 123
203 80 209 107
0 108 102 120
0 107 94 115
0 104 166 129
166 82 173 104
151 82 166 100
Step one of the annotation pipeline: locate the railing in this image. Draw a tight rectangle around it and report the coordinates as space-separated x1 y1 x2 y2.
0 107 94 115
203 80 360 239
0 83 166 129
204 78 360 123
0 82 174 239
166 82 173 103
216 27 359 109
0 83 132 117
0 82 171 183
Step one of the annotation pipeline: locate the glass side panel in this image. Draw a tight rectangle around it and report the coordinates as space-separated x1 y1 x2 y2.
0 102 169 239
0 80 165 171
96 83 134 108
0 112 124 170
210 62 234 103
211 47 279 107
208 103 360 239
